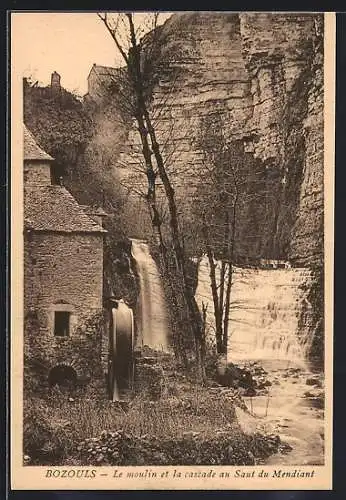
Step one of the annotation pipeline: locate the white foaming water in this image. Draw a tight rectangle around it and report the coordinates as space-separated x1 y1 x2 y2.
131 239 170 351
196 257 313 366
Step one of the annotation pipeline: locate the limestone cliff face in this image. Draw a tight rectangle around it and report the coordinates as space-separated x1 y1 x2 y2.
287 16 324 267
121 13 252 189
238 13 324 267
118 12 324 268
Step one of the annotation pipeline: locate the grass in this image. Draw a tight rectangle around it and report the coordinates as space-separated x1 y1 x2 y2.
23 355 285 466
25 384 236 437
24 380 243 465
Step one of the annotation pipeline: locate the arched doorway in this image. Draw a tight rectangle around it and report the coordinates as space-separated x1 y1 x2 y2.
48 365 77 390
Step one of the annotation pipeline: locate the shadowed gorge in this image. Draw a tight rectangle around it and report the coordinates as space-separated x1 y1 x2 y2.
21 11 327 476
115 12 323 268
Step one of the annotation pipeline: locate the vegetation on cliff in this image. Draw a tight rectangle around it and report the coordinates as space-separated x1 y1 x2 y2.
22 12 325 470
98 12 207 378
23 77 139 308
23 11 324 369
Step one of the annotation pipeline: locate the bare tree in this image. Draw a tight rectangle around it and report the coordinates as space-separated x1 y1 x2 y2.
98 12 206 380
192 113 269 359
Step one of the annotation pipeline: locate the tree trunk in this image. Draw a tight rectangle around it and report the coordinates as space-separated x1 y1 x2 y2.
223 193 238 349
223 262 233 350
203 225 223 354
108 15 206 381
143 108 206 380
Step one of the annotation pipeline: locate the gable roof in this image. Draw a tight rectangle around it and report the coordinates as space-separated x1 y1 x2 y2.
88 64 119 80
24 185 106 234
24 124 54 161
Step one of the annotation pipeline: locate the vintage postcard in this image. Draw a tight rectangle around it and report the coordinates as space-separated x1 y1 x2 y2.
10 11 334 490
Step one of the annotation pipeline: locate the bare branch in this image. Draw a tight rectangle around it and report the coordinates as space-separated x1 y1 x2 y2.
97 12 129 64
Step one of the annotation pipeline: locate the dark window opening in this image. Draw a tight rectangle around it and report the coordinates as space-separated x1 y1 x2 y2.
50 163 65 185
54 311 70 336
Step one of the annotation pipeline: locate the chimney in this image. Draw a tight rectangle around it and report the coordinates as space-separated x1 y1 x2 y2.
51 71 61 94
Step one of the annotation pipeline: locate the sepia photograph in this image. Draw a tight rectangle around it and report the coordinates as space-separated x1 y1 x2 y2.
10 11 334 490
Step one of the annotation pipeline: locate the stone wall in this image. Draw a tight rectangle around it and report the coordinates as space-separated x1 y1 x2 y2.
24 231 105 390
25 232 104 331
24 311 106 393
24 161 52 186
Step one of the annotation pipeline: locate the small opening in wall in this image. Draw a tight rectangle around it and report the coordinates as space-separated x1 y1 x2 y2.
54 311 70 336
50 163 65 185
48 365 77 388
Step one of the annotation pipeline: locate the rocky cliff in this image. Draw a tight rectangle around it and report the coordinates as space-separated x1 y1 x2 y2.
239 13 323 267
117 12 324 268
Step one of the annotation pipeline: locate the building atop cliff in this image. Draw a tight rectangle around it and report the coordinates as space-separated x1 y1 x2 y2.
24 124 107 390
98 12 323 268
84 63 120 103
50 71 61 95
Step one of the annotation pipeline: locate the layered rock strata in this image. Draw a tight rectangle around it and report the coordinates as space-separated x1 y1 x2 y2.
115 12 324 267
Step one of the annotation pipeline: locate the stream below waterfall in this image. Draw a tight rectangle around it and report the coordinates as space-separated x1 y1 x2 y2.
130 244 325 465
195 257 325 465
241 360 325 465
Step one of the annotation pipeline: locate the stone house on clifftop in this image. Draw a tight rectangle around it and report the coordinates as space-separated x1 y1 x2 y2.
84 63 120 103
23 124 107 390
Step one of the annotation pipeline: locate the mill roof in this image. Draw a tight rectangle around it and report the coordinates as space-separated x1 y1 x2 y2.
24 185 107 234
24 124 54 161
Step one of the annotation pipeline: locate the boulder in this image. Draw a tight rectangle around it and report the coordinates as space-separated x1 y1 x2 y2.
217 362 255 390
243 387 257 397
306 376 323 388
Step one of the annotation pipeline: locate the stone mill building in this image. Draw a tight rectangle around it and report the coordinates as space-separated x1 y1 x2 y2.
23 124 107 391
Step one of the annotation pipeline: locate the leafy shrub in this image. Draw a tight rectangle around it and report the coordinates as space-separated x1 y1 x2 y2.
76 427 284 466
22 378 286 466
23 398 73 465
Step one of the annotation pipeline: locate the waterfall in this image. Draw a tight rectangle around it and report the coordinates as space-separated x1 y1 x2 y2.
131 239 170 351
195 257 313 366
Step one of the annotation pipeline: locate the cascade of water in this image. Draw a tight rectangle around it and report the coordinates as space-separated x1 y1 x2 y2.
131 239 170 351
195 257 313 366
